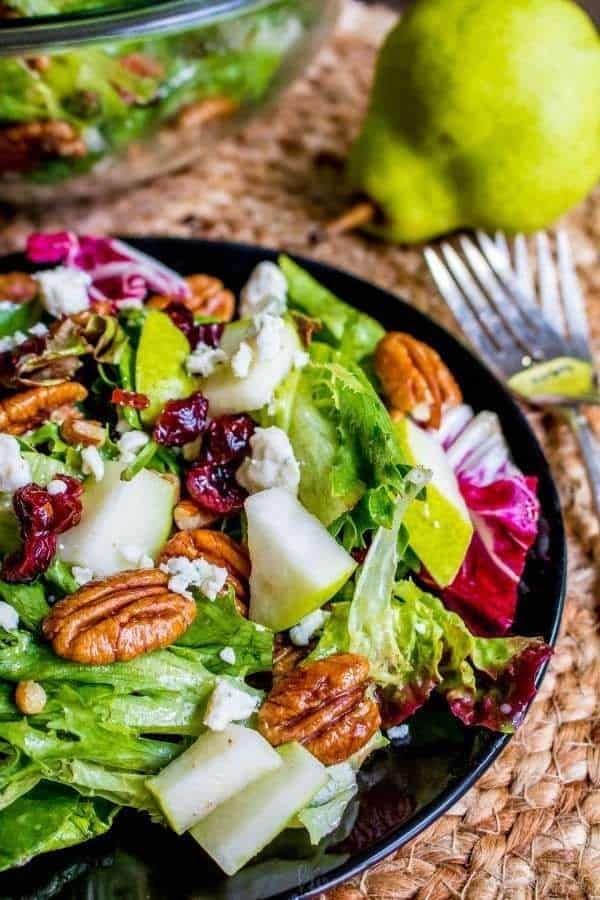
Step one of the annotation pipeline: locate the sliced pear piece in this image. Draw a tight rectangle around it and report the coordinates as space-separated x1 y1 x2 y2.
136 309 198 424
201 318 301 417
57 460 177 577
395 417 473 587
147 725 282 835
190 742 327 875
246 488 357 631
508 356 595 402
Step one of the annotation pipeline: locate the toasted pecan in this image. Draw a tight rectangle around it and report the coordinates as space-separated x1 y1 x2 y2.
60 417 106 448
173 499 218 532
375 332 462 430
258 653 381 765
148 274 235 322
160 529 249 614
42 568 196 665
0 382 87 435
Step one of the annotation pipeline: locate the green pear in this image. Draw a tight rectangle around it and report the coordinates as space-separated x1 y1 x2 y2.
190 742 326 875
395 417 473 587
246 487 357 631
348 0 600 243
135 309 198 424
57 460 177 576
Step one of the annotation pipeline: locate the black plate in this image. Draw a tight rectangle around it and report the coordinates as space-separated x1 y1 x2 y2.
0 239 566 900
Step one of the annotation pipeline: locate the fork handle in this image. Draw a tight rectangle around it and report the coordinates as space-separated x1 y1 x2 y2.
561 408 600 521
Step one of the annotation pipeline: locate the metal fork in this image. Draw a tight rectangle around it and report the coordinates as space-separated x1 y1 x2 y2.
425 230 600 520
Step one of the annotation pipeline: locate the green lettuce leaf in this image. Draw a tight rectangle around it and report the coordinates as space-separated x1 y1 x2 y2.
177 590 273 676
0 628 214 695
296 762 357 845
0 581 49 631
0 782 116 872
279 256 384 362
261 347 414 541
312 498 549 733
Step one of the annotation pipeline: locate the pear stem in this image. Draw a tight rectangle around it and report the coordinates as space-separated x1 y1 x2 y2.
326 201 376 235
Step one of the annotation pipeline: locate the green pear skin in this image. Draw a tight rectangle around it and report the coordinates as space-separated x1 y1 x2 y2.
348 0 600 243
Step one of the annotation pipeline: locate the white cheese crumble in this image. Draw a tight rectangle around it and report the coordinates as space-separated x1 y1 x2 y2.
289 608 330 647
0 301 17 312
81 446 104 481
239 261 287 319
219 646 236 665
0 601 19 632
120 544 154 570
231 341 253 378
0 434 32 494
117 430 149 464
47 479 67 496
0 330 28 353
236 426 300 495
73 566 94 586
186 343 227 377
387 723 409 741
254 313 286 362
160 555 228 601
203 679 258 731
34 267 91 318
28 322 49 338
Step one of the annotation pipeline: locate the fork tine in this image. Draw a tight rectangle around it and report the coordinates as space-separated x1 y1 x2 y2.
535 232 564 332
513 233 535 300
556 229 593 363
476 231 540 330
494 231 510 265
424 248 500 366
460 235 539 349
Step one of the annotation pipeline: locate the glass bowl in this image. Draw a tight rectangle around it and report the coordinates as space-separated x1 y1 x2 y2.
0 0 339 203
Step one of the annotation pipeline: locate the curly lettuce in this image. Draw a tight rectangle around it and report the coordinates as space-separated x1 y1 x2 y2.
261 344 414 547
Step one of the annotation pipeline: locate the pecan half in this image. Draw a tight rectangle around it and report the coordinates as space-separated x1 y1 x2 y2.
0 121 86 175
42 568 196 665
375 332 462 429
149 274 235 322
173 498 218 532
0 273 38 304
257 653 381 765
60 417 106 448
0 382 87 435
272 633 309 684
160 529 249 614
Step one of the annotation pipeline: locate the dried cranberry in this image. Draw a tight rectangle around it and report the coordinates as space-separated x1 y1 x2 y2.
186 462 247 515
153 392 209 447
195 322 224 349
2 475 83 583
164 302 196 343
202 414 255 465
12 484 54 534
164 303 224 350
2 533 57 584
48 476 83 533
111 388 150 410
351 547 368 564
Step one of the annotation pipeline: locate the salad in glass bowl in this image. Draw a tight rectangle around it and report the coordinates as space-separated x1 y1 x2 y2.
0 232 551 878
0 0 336 203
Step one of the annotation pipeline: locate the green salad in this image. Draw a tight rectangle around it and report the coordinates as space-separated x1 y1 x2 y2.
0 232 550 878
0 0 310 184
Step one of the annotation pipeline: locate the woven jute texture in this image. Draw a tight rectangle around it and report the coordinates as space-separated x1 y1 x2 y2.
1 3 599 897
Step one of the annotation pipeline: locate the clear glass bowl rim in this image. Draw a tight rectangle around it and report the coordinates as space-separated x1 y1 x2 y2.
0 0 278 54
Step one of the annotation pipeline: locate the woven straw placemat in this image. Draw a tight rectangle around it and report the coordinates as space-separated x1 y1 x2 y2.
1 3 599 897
